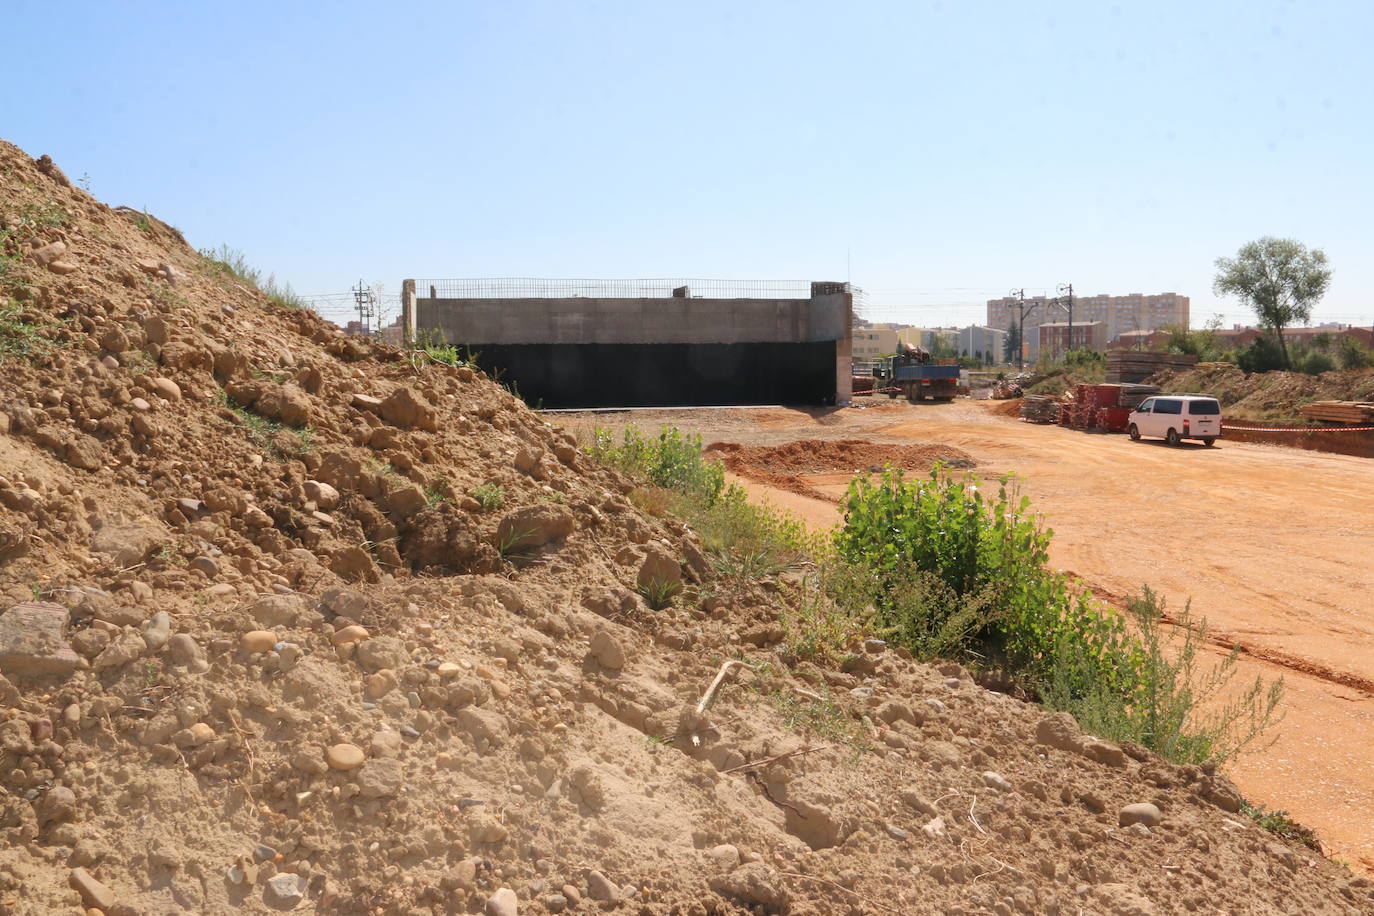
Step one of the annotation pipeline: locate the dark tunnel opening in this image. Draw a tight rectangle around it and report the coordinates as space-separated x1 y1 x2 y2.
470 342 838 408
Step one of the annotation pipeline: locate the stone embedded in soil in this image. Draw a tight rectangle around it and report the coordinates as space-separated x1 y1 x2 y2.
253 594 304 627
241 630 278 653
304 480 340 510
330 624 369 645
589 629 625 669
92 630 148 670
380 385 438 431
1119 803 1164 828
0 601 80 677
69 867 115 910
586 870 619 903
327 743 366 770
36 786 77 825
708 844 741 870
485 887 519 916
150 376 181 402
266 872 307 906
981 771 1013 792
166 633 204 666
141 611 172 650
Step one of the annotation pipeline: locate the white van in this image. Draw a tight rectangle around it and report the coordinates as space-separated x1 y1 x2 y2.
1127 395 1223 446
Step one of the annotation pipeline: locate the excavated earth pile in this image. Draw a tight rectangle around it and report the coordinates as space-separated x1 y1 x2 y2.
703 440 974 502
0 139 1371 914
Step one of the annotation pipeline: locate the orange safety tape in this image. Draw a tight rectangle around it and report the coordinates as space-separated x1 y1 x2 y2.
1221 424 1374 433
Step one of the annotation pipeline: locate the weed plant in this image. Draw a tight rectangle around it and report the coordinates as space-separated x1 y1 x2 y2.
836 465 1283 766
198 244 306 309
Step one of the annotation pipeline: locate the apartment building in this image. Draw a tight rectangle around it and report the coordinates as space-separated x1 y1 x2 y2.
987 292 1189 360
852 325 899 359
1039 321 1107 358
956 325 1007 360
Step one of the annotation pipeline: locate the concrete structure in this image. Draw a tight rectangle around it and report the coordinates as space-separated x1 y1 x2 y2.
852 326 899 359
956 325 1007 361
987 292 1189 360
401 279 854 408
1039 321 1107 358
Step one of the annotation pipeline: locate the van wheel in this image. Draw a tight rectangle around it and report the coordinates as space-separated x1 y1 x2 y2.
1128 424 1140 441
1203 438 1216 447
1165 428 1181 446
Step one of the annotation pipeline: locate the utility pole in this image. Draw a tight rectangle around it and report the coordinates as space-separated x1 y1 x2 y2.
352 279 377 337
1058 282 1074 355
1009 288 1036 370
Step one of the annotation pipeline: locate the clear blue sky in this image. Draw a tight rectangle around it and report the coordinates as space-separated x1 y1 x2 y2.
8 0 1371 330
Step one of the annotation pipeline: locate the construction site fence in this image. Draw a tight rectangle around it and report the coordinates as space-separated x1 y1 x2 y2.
409 278 841 301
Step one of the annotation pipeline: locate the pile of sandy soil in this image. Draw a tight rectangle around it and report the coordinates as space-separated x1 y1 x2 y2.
0 138 1371 915
704 440 974 502
1154 363 1374 423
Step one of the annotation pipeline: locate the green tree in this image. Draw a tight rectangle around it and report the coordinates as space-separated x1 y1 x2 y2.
1213 238 1331 369
1003 323 1021 364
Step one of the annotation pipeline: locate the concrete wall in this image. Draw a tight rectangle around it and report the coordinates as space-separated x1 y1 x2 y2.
405 280 853 407
415 293 847 346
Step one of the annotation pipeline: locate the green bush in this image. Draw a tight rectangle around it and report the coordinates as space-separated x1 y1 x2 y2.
588 427 725 505
1296 349 1335 375
1337 336 1372 369
586 426 810 577
1046 587 1283 765
835 467 1137 697
835 465 1282 765
1236 335 1286 372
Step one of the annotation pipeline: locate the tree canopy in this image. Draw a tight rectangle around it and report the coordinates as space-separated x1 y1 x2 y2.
1213 237 1331 368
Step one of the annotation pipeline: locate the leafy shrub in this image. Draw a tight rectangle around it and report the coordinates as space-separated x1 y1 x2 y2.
835 465 1282 765
1337 336 1372 369
1236 335 1286 372
586 426 810 578
588 427 725 504
1296 348 1335 376
1046 587 1283 766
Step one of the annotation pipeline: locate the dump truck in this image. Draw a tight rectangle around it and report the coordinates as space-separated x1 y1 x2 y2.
873 344 960 401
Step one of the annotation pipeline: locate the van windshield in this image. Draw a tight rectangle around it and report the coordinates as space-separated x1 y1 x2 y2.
1188 399 1221 415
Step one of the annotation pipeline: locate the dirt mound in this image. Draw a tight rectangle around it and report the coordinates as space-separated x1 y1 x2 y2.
1155 363 1374 423
986 397 1024 418
0 138 1368 914
705 439 974 501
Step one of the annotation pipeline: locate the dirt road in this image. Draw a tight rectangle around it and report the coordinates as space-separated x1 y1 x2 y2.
560 400 1374 868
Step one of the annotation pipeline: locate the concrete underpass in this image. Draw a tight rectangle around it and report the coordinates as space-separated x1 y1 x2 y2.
400 279 855 409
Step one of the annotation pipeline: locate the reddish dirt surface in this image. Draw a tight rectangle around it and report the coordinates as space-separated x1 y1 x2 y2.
568 400 1374 872
703 439 973 500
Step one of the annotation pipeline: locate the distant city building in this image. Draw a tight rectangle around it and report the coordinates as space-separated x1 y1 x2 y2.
1039 321 1107 358
852 326 899 359
987 292 1189 359
956 325 1006 360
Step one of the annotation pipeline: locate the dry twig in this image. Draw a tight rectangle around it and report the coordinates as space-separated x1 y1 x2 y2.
720 744 832 774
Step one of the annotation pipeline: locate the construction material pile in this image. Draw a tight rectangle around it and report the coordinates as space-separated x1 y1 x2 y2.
1019 395 1061 423
0 139 1368 915
1107 350 1198 383
1299 401 1374 425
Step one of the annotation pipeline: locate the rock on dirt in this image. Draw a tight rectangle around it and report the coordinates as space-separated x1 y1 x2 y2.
0 602 80 677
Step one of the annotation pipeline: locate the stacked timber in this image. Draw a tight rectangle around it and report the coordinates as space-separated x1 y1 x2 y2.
1117 384 1159 409
1106 351 1198 383
1021 395 1060 424
1299 401 1374 424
